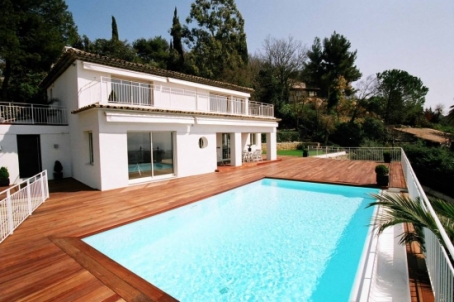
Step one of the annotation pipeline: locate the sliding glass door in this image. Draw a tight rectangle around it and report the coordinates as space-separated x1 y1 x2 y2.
127 132 174 181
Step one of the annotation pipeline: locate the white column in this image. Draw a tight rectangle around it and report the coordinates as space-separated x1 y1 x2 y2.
230 132 242 166
254 133 261 149
266 131 277 160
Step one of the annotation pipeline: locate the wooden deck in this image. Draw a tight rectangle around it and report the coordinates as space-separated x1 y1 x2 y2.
1 157 410 301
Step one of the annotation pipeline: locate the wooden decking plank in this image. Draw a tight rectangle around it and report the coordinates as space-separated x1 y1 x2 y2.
0 157 413 301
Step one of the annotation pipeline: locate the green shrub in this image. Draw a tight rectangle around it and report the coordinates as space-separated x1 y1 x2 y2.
375 164 389 175
277 130 300 142
0 167 9 179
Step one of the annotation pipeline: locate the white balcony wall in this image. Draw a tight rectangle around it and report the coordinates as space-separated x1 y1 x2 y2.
0 125 71 183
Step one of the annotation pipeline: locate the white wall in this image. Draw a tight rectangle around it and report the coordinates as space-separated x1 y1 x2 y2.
0 125 71 183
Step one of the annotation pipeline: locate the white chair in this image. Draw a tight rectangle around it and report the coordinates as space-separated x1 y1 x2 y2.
243 150 251 162
252 150 262 161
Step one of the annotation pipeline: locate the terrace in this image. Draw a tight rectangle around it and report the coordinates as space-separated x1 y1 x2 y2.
0 155 437 301
79 77 274 118
0 102 68 125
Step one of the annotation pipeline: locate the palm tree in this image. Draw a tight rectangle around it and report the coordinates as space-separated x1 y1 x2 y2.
367 193 454 252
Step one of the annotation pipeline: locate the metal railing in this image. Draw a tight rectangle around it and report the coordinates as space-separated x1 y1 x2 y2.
81 77 274 118
0 170 49 244
401 150 454 302
309 146 401 161
0 102 68 125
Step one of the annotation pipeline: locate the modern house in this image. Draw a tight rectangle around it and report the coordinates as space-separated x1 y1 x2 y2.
0 47 278 190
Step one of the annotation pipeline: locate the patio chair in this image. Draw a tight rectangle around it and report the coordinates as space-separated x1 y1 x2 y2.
252 150 262 161
243 150 251 162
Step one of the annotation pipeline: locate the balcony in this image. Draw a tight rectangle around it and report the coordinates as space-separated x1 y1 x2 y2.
81 77 274 118
0 102 68 125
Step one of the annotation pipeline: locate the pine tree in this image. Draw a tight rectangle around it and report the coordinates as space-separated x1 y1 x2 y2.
169 7 184 72
111 16 119 41
303 32 361 110
184 0 248 82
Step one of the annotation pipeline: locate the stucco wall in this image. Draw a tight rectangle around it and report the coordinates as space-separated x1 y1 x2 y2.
0 125 70 183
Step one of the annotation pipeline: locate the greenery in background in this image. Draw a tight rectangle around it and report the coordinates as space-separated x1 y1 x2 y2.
403 141 454 197
0 0 79 103
1 0 452 154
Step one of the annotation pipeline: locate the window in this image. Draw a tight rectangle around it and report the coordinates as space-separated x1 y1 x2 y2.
88 132 94 164
199 137 208 149
250 133 256 145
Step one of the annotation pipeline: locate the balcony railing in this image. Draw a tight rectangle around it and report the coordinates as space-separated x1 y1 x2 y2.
0 170 49 244
0 102 68 125
80 77 274 118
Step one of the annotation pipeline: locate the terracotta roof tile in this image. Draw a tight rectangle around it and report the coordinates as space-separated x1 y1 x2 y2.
40 47 254 94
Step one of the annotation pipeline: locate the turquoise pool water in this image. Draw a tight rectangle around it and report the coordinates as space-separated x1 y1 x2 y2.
83 179 379 301
128 162 172 173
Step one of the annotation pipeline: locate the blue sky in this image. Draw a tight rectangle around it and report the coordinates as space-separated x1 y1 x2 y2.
66 0 454 113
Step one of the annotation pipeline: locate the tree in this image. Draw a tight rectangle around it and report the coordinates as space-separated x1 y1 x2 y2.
0 0 79 102
111 16 119 41
303 32 362 110
376 69 428 125
184 0 248 83
168 7 184 72
133 37 170 69
368 193 454 252
258 36 307 120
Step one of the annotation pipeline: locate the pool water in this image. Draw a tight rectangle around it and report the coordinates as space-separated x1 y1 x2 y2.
83 179 379 301
128 162 172 173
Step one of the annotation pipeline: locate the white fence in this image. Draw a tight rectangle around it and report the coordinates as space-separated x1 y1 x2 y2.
0 171 49 244
0 102 68 125
82 77 274 118
308 146 401 161
401 150 454 302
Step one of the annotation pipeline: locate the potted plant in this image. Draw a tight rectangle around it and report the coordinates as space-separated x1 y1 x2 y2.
375 164 389 187
301 145 309 157
247 144 253 152
53 160 63 180
0 166 10 186
383 151 391 163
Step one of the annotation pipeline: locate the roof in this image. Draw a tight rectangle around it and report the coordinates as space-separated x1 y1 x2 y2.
394 127 452 144
40 47 254 94
72 103 279 121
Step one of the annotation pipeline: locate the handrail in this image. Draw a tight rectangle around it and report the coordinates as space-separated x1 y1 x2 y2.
0 170 49 244
79 77 274 118
0 102 68 125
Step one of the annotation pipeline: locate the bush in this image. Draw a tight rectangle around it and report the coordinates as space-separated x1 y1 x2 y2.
0 167 9 179
375 164 389 175
331 122 363 147
277 130 300 142
403 141 454 197
363 117 385 141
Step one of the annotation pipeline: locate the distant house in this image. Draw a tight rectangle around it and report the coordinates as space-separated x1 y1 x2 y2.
0 47 278 190
289 81 320 102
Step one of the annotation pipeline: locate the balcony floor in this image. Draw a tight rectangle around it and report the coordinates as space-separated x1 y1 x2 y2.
0 157 429 301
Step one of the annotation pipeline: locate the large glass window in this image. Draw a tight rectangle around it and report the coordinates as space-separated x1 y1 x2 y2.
127 132 174 181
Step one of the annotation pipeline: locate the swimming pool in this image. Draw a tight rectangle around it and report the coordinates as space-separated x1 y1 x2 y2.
83 179 379 301
128 162 173 173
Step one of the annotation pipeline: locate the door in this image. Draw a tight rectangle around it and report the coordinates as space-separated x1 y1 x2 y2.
17 135 42 178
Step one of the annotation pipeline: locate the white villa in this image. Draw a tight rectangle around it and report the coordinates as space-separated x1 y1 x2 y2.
0 47 278 190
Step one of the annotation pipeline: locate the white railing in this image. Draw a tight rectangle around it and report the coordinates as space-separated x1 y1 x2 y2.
81 77 274 118
401 150 454 302
0 102 68 125
309 146 401 161
0 170 49 244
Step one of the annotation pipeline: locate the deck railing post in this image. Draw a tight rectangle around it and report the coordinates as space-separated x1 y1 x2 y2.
6 190 13 235
27 179 32 215
40 173 45 204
